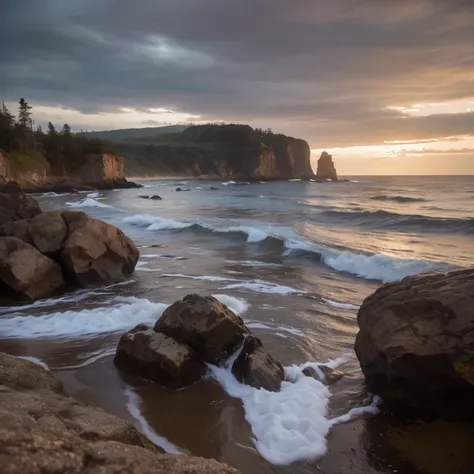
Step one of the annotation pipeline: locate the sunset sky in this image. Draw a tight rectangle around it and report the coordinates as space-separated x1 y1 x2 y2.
2 0 474 175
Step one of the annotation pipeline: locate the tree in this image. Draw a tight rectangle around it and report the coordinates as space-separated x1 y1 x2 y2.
47 122 56 136
18 98 32 129
0 101 16 150
61 123 71 136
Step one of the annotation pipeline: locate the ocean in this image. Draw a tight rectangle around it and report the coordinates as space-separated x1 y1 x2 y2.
1 175 473 473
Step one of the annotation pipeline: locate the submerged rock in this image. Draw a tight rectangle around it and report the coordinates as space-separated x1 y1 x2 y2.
302 365 344 385
154 294 249 364
0 352 240 473
355 268 474 420
316 151 338 181
139 195 162 200
115 324 205 389
231 336 285 392
176 187 190 192
0 236 65 300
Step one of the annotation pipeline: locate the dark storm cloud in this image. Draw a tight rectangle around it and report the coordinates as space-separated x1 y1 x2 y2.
1 0 474 146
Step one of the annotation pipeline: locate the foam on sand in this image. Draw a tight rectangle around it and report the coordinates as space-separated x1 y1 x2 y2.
66 198 113 209
209 355 379 465
0 297 168 339
125 387 184 454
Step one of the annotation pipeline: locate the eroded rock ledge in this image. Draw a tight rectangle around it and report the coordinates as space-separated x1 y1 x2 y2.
0 352 240 474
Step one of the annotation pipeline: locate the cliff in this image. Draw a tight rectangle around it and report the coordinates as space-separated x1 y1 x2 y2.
85 124 315 180
0 151 138 190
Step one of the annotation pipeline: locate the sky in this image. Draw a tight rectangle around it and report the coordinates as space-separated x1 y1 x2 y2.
1 0 474 175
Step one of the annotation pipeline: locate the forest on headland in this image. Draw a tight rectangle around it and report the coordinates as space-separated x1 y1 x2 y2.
0 98 114 176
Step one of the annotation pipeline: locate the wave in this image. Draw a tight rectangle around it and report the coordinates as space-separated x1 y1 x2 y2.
123 213 447 282
320 209 474 233
369 195 428 203
40 191 70 197
0 297 168 339
212 294 249 314
67 198 113 209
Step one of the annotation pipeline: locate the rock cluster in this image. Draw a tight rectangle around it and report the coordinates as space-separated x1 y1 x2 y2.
0 182 139 301
115 294 285 391
316 151 338 181
0 352 239 473
355 268 474 420
0 181 41 226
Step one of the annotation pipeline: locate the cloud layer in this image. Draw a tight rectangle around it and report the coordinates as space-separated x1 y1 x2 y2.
2 0 474 152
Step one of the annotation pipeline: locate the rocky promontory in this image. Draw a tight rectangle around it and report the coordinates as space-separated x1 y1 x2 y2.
0 352 239 473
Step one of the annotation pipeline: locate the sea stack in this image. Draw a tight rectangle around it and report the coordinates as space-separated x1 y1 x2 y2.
316 151 338 181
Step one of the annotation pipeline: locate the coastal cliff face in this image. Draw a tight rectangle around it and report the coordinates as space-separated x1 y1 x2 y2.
0 151 133 190
72 154 128 187
116 125 315 180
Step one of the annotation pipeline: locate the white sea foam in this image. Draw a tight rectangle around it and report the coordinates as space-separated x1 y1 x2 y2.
321 251 436 283
125 387 184 454
321 298 359 310
245 320 303 336
0 297 167 339
40 191 70 197
161 273 236 282
223 226 269 242
289 178 302 182
209 354 378 465
18 356 50 370
87 192 100 198
212 294 249 315
227 260 280 268
220 279 304 295
58 347 117 370
123 214 192 230
135 267 162 272
222 180 236 186
196 186 204 190
328 396 381 426
67 198 112 209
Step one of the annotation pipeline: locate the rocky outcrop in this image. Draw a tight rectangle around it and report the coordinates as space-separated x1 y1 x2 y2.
0 209 139 291
355 268 474 420
0 181 42 226
316 151 338 181
72 154 140 189
115 324 206 389
302 365 344 385
231 336 284 392
0 151 140 192
0 237 65 300
154 294 249 364
0 352 240 473
116 294 284 391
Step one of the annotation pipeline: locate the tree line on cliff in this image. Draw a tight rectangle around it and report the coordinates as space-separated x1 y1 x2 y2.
0 99 114 174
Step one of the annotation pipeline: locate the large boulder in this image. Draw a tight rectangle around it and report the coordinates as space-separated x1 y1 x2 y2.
316 151 338 181
355 268 474 419
231 336 284 392
154 294 249 364
115 324 206 389
0 236 65 301
0 353 240 474
0 181 41 226
0 210 139 288
60 210 139 287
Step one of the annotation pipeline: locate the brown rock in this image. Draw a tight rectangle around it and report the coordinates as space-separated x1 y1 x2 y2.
60 211 139 287
154 294 249 363
316 151 338 181
0 181 41 226
231 336 284 391
0 236 65 300
114 324 205 389
355 268 474 419
0 353 239 473
302 365 344 385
